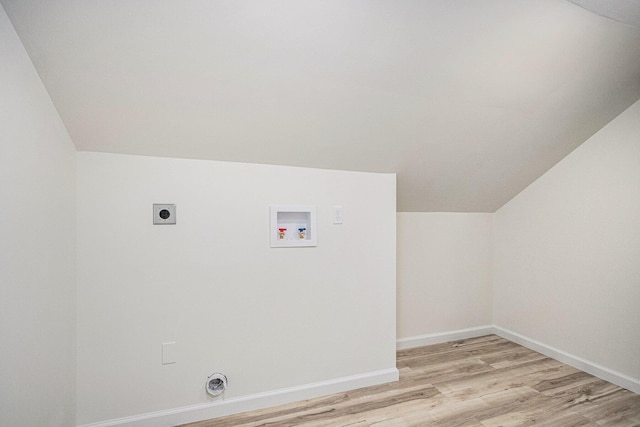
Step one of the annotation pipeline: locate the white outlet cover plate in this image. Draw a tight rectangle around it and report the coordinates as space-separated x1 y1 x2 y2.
332 206 344 224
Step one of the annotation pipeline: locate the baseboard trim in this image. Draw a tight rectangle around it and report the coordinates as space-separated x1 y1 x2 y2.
78 368 399 427
492 326 640 394
396 325 494 350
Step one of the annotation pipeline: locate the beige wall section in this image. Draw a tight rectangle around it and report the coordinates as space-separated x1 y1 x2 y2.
0 5 77 427
76 152 396 425
494 100 640 382
397 213 493 340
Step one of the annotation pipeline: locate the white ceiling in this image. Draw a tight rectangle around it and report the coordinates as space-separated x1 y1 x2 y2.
3 0 640 212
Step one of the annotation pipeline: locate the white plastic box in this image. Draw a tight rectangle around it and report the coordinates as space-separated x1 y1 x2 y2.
270 205 317 247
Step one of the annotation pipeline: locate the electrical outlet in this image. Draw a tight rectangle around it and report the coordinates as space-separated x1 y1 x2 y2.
332 206 343 224
154 204 176 225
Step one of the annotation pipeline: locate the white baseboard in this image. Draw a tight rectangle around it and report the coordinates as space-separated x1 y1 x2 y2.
493 326 640 394
396 325 494 350
78 368 399 427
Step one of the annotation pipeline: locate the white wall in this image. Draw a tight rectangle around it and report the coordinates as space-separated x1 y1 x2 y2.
76 152 396 425
494 100 640 384
397 213 493 342
0 5 76 426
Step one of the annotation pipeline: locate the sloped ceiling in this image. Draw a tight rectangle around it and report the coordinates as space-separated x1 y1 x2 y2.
569 0 640 28
2 0 640 212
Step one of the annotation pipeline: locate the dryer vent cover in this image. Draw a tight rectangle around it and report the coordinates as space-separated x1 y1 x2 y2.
206 372 227 397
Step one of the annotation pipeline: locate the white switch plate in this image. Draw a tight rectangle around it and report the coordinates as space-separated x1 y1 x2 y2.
332 206 344 224
162 342 177 364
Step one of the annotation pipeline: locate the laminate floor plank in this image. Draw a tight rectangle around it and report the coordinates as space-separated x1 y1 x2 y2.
396 336 504 360
571 389 640 426
205 394 351 427
396 337 512 364
398 360 496 386
181 335 640 427
397 342 520 370
433 358 564 395
561 380 624 406
480 409 596 427
480 348 549 369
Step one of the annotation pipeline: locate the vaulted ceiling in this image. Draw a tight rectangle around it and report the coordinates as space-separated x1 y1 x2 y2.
3 0 640 211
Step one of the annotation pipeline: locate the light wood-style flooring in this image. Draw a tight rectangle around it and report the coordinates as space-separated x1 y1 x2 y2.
183 335 640 426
